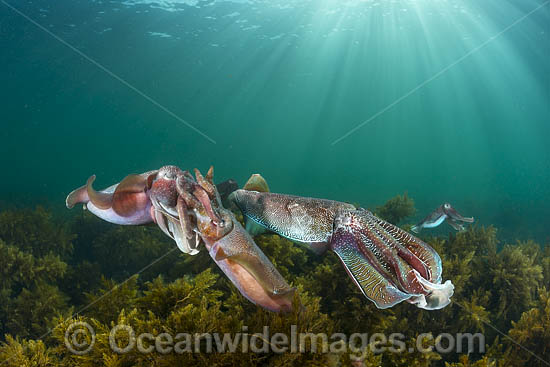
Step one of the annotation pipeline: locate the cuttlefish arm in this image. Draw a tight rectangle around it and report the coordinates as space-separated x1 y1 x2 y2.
147 165 201 255
443 204 474 223
331 214 412 309
65 170 158 225
332 209 453 310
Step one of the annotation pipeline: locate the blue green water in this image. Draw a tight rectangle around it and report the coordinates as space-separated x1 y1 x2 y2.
1 0 549 242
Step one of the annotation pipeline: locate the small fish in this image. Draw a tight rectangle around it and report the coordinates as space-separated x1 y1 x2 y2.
411 203 474 233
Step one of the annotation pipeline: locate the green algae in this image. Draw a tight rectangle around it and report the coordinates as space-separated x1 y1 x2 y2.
374 192 416 225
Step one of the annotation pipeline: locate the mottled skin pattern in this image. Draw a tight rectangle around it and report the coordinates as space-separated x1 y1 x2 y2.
173 169 295 312
232 190 454 310
66 166 294 313
412 203 474 233
231 190 355 255
333 209 452 309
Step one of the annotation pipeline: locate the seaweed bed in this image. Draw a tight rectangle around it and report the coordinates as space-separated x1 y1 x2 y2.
0 194 548 366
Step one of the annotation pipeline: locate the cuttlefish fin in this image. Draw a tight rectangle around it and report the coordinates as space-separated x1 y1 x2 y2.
86 175 113 210
243 174 270 192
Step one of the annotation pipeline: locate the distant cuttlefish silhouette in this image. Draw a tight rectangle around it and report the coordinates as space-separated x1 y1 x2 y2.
411 203 474 233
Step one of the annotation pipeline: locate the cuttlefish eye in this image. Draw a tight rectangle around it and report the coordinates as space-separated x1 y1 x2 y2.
158 165 182 180
444 203 451 209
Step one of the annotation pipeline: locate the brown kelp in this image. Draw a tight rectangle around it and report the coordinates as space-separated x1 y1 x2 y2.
374 192 416 225
0 193 549 366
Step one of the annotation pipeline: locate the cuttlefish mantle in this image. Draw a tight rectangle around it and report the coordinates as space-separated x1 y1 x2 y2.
411 203 474 233
65 171 158 225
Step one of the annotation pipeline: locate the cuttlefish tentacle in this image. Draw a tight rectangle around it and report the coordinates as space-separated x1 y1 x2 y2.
153 205 172 239
351 209 453 309
175 171 221 226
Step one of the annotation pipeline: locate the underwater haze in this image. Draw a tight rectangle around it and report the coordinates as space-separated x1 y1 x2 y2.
2 1 550 366
1 0 549 242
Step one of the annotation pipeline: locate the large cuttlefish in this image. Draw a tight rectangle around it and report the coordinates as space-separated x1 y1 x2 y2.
231 175 454 310
66 166 454 312
411 203 474 233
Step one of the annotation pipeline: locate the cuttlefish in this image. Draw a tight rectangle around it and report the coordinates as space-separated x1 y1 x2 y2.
411 203 474 233
232 175 455 310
